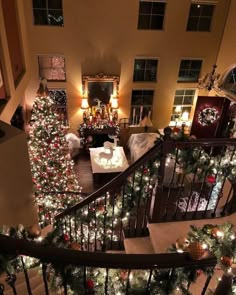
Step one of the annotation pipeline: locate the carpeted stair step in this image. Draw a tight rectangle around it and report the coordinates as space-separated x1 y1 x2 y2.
2 268 43 295
124 236 154 254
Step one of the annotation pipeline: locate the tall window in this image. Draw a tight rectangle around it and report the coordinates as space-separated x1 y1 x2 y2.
49 89 68 125
170 89 195 123
138 1 166 30
133 59 158 82
178 60 202 82
32 0 63 26
130 89 154 125
221 67 236 96
38 55 66 81
187 3 214 31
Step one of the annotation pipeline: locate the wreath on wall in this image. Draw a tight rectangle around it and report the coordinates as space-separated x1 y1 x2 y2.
198 107 219 126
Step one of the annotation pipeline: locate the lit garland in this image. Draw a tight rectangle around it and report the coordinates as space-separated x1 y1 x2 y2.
1 222 236 294
28 93 82 225
78 121 120 145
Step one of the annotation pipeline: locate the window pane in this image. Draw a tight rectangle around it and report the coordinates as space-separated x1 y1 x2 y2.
183 96 193 104
33 10 48 25
187 17 198 31
198 18 211 31
152 2 165 14
133 70 145 81
139 2 152 14
191 60 202 69
138 15 150 29
33 0 46 9
189 4 201 17
174 97 183 105
185 90 195 95
135 59 145 69
150 15 164 29
175 90 184 95
48 0 62 9
201 5 214 16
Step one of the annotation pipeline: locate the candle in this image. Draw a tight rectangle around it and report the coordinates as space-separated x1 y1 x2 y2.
148 110 151 118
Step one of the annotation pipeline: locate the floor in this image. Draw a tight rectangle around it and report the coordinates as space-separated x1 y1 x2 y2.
74 148 131 194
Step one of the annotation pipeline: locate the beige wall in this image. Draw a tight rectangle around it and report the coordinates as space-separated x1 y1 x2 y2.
0 0 31 123
21 0 231 132
0 121 38 226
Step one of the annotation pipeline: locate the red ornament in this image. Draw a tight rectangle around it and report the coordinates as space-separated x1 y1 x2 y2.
63 234 70 241
86 279 94 289
206 175 216 184
143 168 149 174
221 256 233 267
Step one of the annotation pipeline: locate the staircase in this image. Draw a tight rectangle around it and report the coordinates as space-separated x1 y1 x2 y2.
1 129 236 294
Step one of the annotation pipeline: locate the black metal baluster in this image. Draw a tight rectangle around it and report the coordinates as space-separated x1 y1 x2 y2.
173 173 186 219
125 269 131 295
119 184 126 249
42 264 49 295
183 149 202 218
62 268 68 295
83 266 87 291
81 217 84 251
74 211 78 242
104 268 109 295
87 204 90 251
134 165 144 236
0 284 4 295
94 200 97 251
145 269 153 294
20 256 32 295
201 274 213 295
221 184 233 215
110 194 116 249
102 193 108 251
5 273 17 295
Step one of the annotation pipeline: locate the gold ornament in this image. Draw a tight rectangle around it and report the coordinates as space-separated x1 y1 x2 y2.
27 224 41 238
68 242 81 251
175 237 190 251
120 270 128 281
187 242 205 260
231 263 236 275
211 227 219 237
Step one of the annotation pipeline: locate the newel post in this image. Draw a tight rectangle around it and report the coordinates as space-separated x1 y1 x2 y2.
149 127 175 223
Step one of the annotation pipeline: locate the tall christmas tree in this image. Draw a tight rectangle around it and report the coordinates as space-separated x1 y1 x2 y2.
28 81 82 224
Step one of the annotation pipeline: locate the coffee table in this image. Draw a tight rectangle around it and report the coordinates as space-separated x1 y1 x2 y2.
89 146 129 184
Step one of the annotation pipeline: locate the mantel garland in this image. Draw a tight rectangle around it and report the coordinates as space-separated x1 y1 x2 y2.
78 121 120 145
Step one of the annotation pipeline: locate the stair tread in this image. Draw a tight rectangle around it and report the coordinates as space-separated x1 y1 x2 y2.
124 236 154 254
148 213 236 253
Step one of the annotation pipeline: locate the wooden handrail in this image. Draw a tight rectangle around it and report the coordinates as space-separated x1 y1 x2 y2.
0 234 217 270
55 140 163 220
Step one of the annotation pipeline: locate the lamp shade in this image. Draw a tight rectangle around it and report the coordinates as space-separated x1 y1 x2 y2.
81 98 89 109
182 111 189 121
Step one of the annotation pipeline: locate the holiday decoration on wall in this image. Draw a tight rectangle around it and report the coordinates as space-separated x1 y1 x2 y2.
198 107 219 126
191 96 230 138
28 81 82 225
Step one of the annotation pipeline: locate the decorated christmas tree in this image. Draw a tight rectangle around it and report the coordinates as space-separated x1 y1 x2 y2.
28 81 82 224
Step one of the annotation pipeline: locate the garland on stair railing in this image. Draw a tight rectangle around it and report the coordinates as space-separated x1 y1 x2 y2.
1 222 236 294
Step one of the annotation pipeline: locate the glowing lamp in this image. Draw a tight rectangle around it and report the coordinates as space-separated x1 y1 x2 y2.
81 98 89 109
181 111 189 121
175 106 182 113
